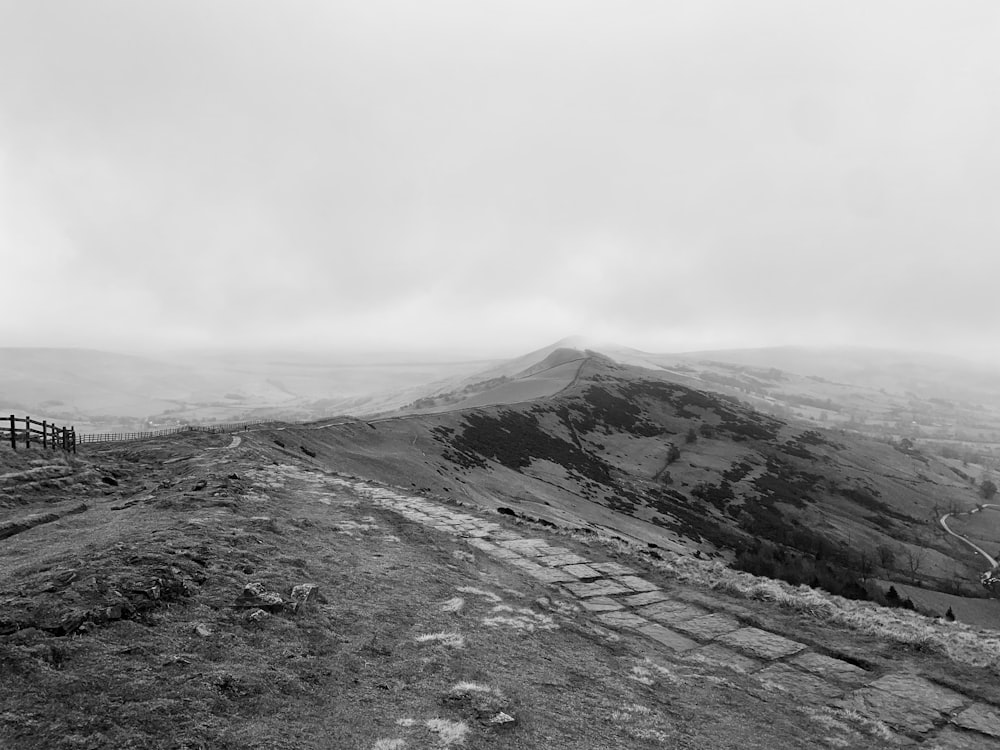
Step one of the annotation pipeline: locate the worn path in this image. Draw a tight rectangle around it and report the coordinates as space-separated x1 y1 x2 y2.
323 474 1000 749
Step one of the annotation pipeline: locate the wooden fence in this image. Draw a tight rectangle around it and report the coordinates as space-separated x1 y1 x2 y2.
2 415 77 453
76 419 275 445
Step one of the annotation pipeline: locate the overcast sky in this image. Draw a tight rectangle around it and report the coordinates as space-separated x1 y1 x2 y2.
2 1 999 359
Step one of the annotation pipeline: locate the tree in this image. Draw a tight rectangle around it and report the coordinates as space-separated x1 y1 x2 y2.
876 544 896 571
902 545 925 583
979 480 997 500
945 606 956 622
685 427 698 444
856 551 875 583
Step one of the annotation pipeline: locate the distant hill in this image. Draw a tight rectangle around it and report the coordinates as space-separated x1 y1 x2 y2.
295 353 996 615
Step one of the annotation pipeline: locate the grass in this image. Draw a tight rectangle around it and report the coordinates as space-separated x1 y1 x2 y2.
3 433 996 748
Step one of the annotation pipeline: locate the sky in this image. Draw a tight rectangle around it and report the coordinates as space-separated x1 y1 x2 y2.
2 1 999 360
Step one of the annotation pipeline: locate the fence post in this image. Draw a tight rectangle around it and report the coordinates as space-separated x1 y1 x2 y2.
71 428 76 454
25 416 30 448
9 415 14 451
42 420 48 449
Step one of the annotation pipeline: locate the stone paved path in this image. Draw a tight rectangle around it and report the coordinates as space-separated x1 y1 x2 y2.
325 475 1000 748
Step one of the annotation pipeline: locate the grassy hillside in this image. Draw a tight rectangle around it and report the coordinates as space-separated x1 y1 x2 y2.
294 356 996 614
3 431 1000 748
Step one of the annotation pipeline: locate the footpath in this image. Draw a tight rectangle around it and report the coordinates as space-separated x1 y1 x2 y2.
324 474 1000 749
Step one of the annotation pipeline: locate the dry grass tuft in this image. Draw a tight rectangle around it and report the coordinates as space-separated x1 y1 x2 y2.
481 604 557 632
372 739 406 750
646 554 1000 669
414 631 466 648
608 701 672 743
456 586 502 603
440 597 465 613
424 717 469 746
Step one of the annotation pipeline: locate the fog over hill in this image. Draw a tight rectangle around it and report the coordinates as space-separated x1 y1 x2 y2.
6 340 1000 454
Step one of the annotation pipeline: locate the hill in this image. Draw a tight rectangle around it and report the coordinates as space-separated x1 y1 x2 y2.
0 347 492 432
3 426 1000 747
296 355 1000 612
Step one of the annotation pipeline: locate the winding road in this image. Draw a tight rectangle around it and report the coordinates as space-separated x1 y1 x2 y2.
939 504 1000 570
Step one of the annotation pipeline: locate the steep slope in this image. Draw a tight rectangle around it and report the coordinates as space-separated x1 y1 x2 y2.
294 356 996 616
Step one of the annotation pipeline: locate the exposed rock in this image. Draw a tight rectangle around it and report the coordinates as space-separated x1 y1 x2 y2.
243 608 269 625
235 581 286 612
290 583 323 603
716 627 807 660
489 712 515 725
952 703 1000 739
193 622 213 637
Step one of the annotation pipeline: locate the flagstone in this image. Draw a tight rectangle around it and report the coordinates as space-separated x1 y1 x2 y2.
637 623 699 652
620 590 670 607
537 552 590 567
789 652 869 685
560 563 602 579
754 663 845 701
684 644 762 674
952 703 1000 739
578 597 624 612
636 601 709 625
596 611 650 629
564 580 632 598
672 613 741 640
614 575 659 592
716 627 807 660
589 561 637 576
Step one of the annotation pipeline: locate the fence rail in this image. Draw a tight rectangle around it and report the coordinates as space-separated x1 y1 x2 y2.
75 419 275 445
2 415 77 453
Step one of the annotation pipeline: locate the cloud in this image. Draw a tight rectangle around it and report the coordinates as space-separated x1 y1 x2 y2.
1 1 998 358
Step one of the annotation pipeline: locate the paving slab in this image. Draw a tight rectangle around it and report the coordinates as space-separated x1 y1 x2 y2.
508 558 547 575
672 613 742 640
834 687 949 735
789 652 869 685
482 546 523 561
497 539 551 556
754 662 845 701
614 575 660 592
459 527 492 538
716 627 807 660
637 623 699 652
929 726 1000 749
578 596 625 612
465 538 500 553
564 580 633 598
524 566 581 584
589 561 637 576
636 601 709 625
952 703 1000 739
491 530 524 541
596 611 650 629
673 590 755 620
560 563 603 579
868 674 967 715
537 552 590 567
684 644 762 674
620 590 670 607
